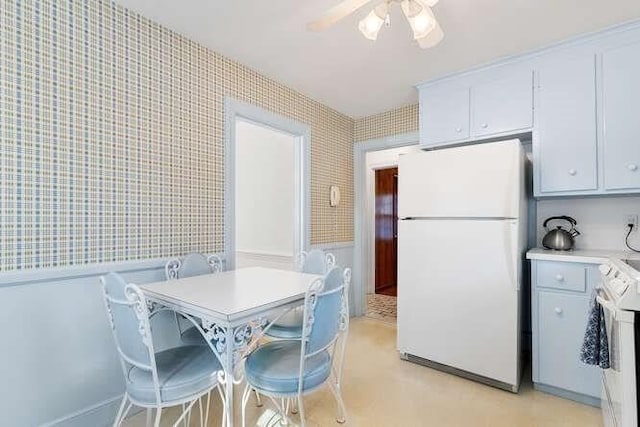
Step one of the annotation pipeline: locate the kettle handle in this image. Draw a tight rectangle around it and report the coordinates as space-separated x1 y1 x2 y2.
543 216 577 230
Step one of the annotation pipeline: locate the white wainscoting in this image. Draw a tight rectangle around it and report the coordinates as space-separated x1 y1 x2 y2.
311 242 355 315
235 251 295 270
0 243 353 427
0 258 185 427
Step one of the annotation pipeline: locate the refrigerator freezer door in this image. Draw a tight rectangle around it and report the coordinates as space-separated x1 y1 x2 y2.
397 219 521 387
398 139 523 219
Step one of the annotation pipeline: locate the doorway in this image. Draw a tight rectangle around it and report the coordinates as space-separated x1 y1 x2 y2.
374 167 398 297
224 99 311 270
363 144 421 322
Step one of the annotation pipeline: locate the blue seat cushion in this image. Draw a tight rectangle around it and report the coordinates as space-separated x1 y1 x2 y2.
181 326 211 346
264 323 303 340
265 308 303 339
127 345 221 404
245 340 331 394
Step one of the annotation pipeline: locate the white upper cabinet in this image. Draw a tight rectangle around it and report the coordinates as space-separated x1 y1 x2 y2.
419 68 533 148
420 86 470 147
536 54 598 194
417 22 640 197
471 71 533 138
602 41 640 191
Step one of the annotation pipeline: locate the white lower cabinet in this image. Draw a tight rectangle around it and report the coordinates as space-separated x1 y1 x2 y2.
532 260 601 404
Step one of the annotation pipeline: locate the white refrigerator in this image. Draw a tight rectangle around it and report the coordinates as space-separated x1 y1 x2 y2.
397 139 527 392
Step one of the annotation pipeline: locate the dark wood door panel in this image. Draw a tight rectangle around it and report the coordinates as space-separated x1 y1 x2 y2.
375 167 398 296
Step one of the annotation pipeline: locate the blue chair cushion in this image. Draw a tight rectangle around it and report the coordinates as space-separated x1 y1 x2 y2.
245 340 331 394
181 326 210 346
265 308 303 339
127 345 221 404
264 323 303 340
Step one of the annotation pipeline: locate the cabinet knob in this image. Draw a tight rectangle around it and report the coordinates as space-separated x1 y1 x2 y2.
568 169 577 176
554 307 563 315
555 274 564 282
628 164 638 172
455 127 462 133
481 123 488 129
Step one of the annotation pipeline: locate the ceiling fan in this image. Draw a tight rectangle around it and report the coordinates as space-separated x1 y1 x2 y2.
307 0 443 48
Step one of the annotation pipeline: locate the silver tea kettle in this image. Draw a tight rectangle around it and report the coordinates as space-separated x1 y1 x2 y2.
542 216 581 251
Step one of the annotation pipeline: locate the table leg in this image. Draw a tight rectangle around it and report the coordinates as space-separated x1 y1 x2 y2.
224 326 235 427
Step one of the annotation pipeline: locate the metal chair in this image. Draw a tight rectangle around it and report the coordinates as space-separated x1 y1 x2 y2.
264 249 336 340
165 253 224 345
102 272 224 427
241 266 351 427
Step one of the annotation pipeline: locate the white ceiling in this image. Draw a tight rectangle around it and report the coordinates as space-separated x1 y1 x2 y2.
117 0 640 118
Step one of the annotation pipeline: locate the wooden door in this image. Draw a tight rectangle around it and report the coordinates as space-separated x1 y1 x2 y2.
375 167 398 296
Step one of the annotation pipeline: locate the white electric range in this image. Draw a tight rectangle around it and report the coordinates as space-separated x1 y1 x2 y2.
598 258 640 427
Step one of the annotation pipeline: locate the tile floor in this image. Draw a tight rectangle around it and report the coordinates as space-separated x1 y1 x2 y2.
365 293 397 323
125 318 601 427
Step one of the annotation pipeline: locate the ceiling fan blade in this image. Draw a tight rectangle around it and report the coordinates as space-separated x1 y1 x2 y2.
307 0 375 32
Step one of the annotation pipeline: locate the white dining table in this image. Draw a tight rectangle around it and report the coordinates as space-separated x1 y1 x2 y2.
140 266 321 427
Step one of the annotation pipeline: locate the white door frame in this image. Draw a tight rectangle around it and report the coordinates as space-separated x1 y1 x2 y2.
353 132 419 316
224 98 311 270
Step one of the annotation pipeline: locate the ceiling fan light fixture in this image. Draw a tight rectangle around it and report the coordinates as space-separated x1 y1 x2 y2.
416 4 443 48
358 4 388 41
402 0 435 40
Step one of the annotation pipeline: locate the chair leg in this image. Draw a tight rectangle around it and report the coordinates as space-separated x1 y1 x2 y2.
216 385 227 427
254 388 263 407
241 383 252 427
297 395 306 427
199 396 204 427
174 399 198 427
153 407 162 427
113 394 129 427
290 397 298 414
328 380 347 424
204 391 211 427
146 408 153 427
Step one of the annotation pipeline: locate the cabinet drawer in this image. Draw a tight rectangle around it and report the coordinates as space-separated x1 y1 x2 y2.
537 291 600 397
536 261 587 292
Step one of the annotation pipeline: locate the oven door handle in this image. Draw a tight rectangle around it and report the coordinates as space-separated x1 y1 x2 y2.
596 288 617 319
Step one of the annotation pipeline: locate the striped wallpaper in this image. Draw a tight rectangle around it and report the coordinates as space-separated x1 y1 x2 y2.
0 0 355 272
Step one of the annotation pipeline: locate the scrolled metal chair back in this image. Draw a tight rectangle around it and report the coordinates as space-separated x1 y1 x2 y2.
165 253 224 280
297 249 335 275
101 272 157 373
301 266 348 356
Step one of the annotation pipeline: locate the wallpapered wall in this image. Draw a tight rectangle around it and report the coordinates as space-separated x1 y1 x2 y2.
0 0 354 272
354 103 419 142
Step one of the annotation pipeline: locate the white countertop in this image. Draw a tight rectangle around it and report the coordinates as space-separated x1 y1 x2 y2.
527 248 640 264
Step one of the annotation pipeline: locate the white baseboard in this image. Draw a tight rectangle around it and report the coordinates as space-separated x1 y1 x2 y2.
42 395 124 427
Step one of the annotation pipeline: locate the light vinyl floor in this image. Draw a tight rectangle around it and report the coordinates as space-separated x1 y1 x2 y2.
125 317 601 427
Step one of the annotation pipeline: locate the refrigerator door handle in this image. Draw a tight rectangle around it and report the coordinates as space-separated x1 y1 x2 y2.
504 220 519 291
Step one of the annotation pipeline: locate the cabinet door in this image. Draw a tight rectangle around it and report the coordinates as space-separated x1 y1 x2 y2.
420 86 470 147
602 42 640 191
537 291 600 397
537 55 598 193
472 71 533 137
